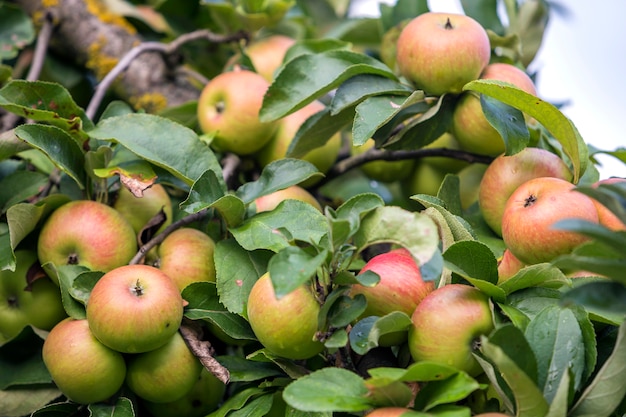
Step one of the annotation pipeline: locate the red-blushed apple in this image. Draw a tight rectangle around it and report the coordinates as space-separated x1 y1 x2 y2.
42 318 126 404
86 264 184 353
141 367 226 417
589 177 626 231
125 331 203 403
474 414 512 417
408 283 494 376
37 200 137 282
502 177 599 265
255 100 342 187
497 249 526 284
363 407 414 417
350 139 415 183
156 227 216 292
113 183 173 235
247 272 324 360
452 62 538 156
227 34 296 82
478 147 573 236
197 68 278 155
396 12 490 96
253 185 322 213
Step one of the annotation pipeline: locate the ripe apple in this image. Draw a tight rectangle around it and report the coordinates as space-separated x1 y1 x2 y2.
364 407 413 417
408 283 494 376
253 185 322 213
501 177 599 265
590 177 626 231
155 227 216 292
247 272 324 360
255 100 342 187
452 62 538 156
478 147 573 236
42 318 126 404
197 68 278 155
350 139 415 183
37 200 137 281
86 264 184 353
497 249 526 284
227 34 296 82
125 331 203 403
396 12 490 96
141 367 226 417
113 183 173 235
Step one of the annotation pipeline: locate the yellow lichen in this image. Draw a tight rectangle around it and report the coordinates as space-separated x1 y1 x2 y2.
129 93 168 114
85 0 137 35
86 35 119 80
42 0 59 8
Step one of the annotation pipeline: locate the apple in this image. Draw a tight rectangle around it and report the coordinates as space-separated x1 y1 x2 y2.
364 407 414 417
395 12 490 96
86 264 184 353
474 414 512 417
37 200 137 281
408 283 494 376
351 139 415 183
255 100 342 187
501 177 599 265
457 163 488 210
125 331 203 403
197 68 278 155
247 272 324 360
253 185 322 213
227 34 296 82
402 160 447 198
141 367 226 417
497 249 526 284
452 62 538 156
590 177 626 231
42 318 126 404
113 183 173 235
478 147 573 236
421 132 469 173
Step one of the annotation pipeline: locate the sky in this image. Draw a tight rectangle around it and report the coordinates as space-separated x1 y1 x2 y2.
350 0 626 180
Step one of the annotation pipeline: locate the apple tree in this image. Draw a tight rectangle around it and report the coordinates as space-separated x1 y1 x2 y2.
1 0 625 416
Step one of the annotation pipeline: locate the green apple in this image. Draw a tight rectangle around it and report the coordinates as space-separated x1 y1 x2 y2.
141 367 226 417
86 264 184 353
42 318 126 404
408 283 494 376
457 163 488 210
37 200 137 281
113 183 173 235
247 272 324 360
478 147 573 236
402 160 447 198
126 331 203 403
253 185 322 213
156 227 216 292
351 139 415 183
501 177 599 265
421 132 469 173
228 34 296 82
452 63 538 156
197 68 278 155
396 12 490 96
255 100 342 187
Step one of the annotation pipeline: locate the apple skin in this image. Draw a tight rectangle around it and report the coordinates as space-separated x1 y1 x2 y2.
501 177 599 265
37 200 137 281
452 63 538 156
254 185 322 213
156 228 216 292
86 264 184 353
396 12 490 96
125 331 203 403
141 367 226 417
197 69 278 155
478 147 573 236
364 407 414 417
408 284 494 376
247 272 324 360
474 414 512 417
497 249 527 284
228 34 296 82
422 132 469 173
255 100 342 187
351 139 415 183
590 177 626 231
457 163 488 210
113 183 173 235
403 160 447 198
42 318 126 405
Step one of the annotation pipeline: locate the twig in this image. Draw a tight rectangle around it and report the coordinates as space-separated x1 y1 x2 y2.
25 11 55 82
86 29 249 120
179 319 230 384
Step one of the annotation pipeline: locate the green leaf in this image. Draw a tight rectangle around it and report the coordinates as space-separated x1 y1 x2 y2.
0 3 34 60
349 312 412 355
561 280 626 325
88 396 134 417
230 199 329 252
443 240 498 284
260 49 397 122
569 321 626 417
282 367 371 412
0 386 61 417
544 371 571 417
0 328 50 389
283 38 352 63
552 218 626 253
327 294 367 328
464 79 588 183
328 193 384 249
52 264 93 319
15 124 86 189
268 246 327 298
461 0 504 34
551 241 626 285
330 74 413 115
413 372 481 411
574 182 626 225
480 94 529 155
206 387 266 417
488 324 538 383
88 113 223 187
215 356 283 382
0 129 33 160
398 362 462 383
0 170 48 213
498 263 571 295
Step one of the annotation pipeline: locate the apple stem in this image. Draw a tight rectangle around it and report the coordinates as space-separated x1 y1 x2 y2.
132 279 144 296
445 18 453 30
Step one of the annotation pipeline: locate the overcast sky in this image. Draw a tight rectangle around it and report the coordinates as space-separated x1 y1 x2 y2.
350 0 626 180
